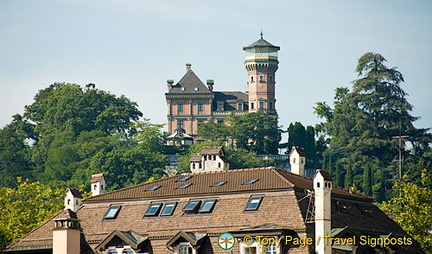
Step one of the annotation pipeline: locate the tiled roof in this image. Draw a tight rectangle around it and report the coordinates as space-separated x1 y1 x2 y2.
167 70 212 94
289 146 307 157
90 173 105 183
85 167 369 203
199 146 224 155
189 153 202 162
67 188 83 198
314 169 333 181
243 35 280 50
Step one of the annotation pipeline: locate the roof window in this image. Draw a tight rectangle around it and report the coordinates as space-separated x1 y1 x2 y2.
145 203 162 216
146 185 161 191
160 203 177 216
198 200 216 213
211 181 227 187
245 196 263 211
177 176 192 182
104 206 121 219
177 183 192 189
243 179 259 185
183 200 201 212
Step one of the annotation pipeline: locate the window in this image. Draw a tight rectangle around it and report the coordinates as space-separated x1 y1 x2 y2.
251 102 254 109
245 246 257 254
265 244 278 254
146 185 161 191
245 196 263 211
104 206 122 219
179 243 193 254
250 76 254 82
145 203 162 216
177 104 184 114
160 203 177 216
218 162 221 168
269 75 273 82
177 120 184 130
217 102 224 111
194 87 199 92
181 87 186 92
259 75 264 82
183 200 201 212
75 199 79 205
211 181 227 187
67 199 71 205
238 103 243 111
243 179 259 185
259 101 265 109
177 183 192 189
177 176 192 182
269 102 273 110
198 200 216 213
198 103 203 112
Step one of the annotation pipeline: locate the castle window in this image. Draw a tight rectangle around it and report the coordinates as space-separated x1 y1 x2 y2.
177 120 184 129
259 75 264 82
194 87 199 92
177 104 184 114
198 103 203 112
104 206 122 219
245 196 263 211
251 102 254 109
269 102 273 110
217 102 224 111
259 101 265 109
237 103 243 111
145 203 162 216
250 76 254 82
269 75 273 82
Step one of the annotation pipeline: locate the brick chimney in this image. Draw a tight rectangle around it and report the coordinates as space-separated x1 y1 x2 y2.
313 169 332 254
186 63 192 72
52 211 81 254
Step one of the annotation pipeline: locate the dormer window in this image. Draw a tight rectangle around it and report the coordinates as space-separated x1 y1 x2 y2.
145 203 162 216
245 196 263 211
243 179 259 185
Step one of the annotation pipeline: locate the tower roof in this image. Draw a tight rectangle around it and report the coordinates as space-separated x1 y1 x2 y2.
243 33 280 50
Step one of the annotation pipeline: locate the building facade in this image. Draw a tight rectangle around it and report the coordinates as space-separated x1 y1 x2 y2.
165 34 280 140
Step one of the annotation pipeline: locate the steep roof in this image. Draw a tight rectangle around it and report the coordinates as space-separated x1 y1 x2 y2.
167 70 212 94
85 167 369 203
67 188 83 198
243 34 280 50
289 146 307 157
90 173 105 183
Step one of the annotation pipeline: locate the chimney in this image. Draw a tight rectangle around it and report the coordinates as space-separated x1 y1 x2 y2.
167 79 174 91
289 146 306 176
207 79 214 92
52 212 81 254
90 173 106 196
186 63 192 72
64 188 82 213
313 169 332 254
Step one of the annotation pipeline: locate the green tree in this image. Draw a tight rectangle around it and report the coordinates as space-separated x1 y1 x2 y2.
381 170 432 253
0 178 63 251
314 53 431 195
344 162 353 189
363 163 372 196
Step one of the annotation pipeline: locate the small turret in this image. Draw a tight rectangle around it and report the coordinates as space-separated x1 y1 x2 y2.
289 146 306 176
64 188 82 213
313 169 332 254
91 173 106 196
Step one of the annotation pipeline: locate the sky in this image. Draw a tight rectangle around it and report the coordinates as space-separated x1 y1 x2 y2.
1 0 431 135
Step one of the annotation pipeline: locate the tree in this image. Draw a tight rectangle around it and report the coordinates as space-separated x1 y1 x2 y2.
198 112 280 154
0 178 63 251
314 53 432 195
381 170 432 253
363 163 372 196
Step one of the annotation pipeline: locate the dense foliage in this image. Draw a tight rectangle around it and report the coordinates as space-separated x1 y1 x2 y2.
198 111 280 154
0 178 63 251
314 52 432 200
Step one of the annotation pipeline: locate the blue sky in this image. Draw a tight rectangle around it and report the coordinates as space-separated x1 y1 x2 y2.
1 0 431 134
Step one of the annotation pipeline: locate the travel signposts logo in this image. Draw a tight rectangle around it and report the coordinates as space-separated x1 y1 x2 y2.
218 232 235 250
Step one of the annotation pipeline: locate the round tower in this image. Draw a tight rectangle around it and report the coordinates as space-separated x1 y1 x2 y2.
243 32 280 114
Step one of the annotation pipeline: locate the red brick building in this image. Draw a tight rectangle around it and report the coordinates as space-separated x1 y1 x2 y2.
165 34 280 141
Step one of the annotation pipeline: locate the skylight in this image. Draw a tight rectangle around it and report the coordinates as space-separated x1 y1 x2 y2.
243 179 259 185
183 200 201 212
177 176 192 182
245 197 263 211
160 203 177 216
104 206 121 219
145 203 162 216
198 200 216 213
146 185 161 191
211 181 227 187
177 183 192 189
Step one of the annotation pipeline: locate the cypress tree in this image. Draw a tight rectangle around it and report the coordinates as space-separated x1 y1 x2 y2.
363 163 372 196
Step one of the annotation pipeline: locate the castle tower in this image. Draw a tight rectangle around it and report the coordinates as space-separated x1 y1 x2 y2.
243 32 280 114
